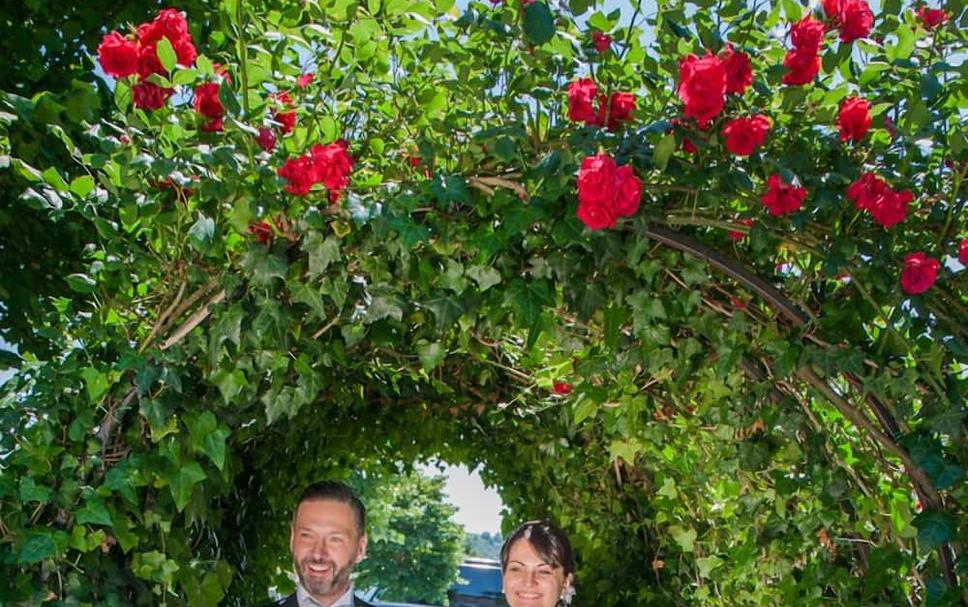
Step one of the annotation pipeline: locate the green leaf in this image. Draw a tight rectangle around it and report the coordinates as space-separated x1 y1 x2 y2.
66 273 97 294
912 511 955 551
240 249 288 288
416 340 446 371
696 555 722 578
166 461 208 512
156 37 177 73
75 497 114 527
466 265 501 292
522 2 556 46
608 438 644 463
669 525 697 552
304 233 342 277
69 175 96 198
188 213 216 252
219 79 241 117
80 367 110 403
653 133 676 171
18 532 56 564
19 477 52 503
212 369 246 404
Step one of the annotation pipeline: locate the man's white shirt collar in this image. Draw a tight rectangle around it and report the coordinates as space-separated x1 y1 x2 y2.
296 583 355 607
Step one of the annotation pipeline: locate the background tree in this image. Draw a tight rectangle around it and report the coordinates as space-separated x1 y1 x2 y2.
354 470 465 605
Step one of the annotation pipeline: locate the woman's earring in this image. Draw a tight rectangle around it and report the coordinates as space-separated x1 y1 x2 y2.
560 586 576 606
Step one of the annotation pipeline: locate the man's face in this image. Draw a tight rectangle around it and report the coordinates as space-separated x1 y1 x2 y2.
290 498 367 603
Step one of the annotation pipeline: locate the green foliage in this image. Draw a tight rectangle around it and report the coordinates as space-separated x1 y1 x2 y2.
354 471 465 605
0 0 965 604
465 531 504 560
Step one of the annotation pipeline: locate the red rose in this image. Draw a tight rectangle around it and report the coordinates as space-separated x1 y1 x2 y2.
782 47 821 85
256 128 277 152
577 153 617 208
277 155 317 195
682 137 698 154
837 96 871 141
900 252 940 294
297 73 315 88
576 153 640 229
137 44 166 78
791 16 826 52
958 238 968 265
916 6 949 28
132 82 173 110
97 32 139 78
193 82 223 120
719 44 753 95
200 117 223 132
603 92 636 130
678 53 726 128
722 114 771 156
576 154 618 230
846 172 887 211
869 188 913 228
838 0 874 42
592 31 611 53
761 174 806 216
729 218 754 241
249 221 273 243
823 0 843 20
552 382 573 395
567 78 599 124
142 9 189 44
137 9 195 66
276 110 297 134
611 165 641 217
310 140 354 193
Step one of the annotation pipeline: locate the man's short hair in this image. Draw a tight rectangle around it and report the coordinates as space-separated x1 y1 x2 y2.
296 480 367 537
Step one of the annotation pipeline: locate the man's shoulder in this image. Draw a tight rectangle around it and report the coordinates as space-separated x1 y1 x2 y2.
353 596 376 607
263 595 297 607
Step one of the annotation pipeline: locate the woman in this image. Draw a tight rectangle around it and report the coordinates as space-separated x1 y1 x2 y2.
500 520 576 607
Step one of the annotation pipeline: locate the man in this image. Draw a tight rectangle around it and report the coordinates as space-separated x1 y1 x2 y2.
267 481 375 607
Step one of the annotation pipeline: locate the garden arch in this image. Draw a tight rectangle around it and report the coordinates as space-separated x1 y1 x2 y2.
0 0 964 604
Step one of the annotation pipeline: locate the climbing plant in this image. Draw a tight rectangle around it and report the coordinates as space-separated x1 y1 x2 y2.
0 0 965 604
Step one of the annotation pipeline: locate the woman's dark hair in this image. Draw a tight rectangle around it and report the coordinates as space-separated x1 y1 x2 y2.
500 520 575 576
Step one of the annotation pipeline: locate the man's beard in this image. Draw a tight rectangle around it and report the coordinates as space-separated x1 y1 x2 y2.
296 556 353 598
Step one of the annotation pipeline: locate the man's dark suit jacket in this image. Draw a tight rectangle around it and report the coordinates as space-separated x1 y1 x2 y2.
266 594 375 607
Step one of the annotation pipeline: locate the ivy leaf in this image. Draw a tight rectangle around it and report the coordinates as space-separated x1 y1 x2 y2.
212 369 246 404
19 477 52 503
669 525 697 552
18 532 57 565
912 511 955 551
432 173 470 206
416 340 446 371
466 265 501 292
156 37 177 73
240 249 288 288
608 437 644 463
696 555 722 578
80 367 110 403
75 496 114 527
188 213 216 252
523 2 555 45
304 233 342 277
166 461 208 512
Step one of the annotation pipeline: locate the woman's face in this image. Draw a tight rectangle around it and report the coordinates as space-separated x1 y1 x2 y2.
502 539 572 607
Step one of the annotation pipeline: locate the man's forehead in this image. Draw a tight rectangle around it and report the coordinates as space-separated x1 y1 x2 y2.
294 498 358 525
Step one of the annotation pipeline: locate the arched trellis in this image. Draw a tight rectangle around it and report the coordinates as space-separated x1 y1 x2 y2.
0 0 964 604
